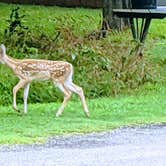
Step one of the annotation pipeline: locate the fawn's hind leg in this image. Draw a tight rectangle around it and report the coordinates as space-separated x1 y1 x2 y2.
65 81 90 117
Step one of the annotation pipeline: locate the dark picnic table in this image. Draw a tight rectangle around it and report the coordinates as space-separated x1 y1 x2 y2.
113 9 166 43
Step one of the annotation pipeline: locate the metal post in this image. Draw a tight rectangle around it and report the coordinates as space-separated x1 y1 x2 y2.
136 18 139 39
140 18 152 43
129 18 137 39
140 18 145 39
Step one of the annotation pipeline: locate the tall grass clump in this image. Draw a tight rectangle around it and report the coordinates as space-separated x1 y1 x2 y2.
0 6 158 105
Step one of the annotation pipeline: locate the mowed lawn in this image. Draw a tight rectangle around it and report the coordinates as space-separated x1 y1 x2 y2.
0 85 166 144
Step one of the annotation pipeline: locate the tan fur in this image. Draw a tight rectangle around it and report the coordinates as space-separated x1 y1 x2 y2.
0 44 90 117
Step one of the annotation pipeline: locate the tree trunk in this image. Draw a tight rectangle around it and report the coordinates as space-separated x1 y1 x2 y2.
102 0 131 32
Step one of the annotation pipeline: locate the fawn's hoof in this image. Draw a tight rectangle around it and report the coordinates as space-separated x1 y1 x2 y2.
86 112 90 118
56 112 62 117
12 106 21 113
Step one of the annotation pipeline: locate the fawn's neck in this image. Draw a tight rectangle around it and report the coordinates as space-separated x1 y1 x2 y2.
4 54 18 70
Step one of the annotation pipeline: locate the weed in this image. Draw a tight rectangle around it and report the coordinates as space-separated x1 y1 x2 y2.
4 6 29 52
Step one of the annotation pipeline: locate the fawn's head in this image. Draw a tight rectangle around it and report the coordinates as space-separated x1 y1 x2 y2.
0 44 6 64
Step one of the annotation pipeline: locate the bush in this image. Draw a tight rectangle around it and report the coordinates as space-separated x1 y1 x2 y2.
0 7 158 106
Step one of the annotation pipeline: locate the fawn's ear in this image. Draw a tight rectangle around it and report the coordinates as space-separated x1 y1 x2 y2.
0 44 6 56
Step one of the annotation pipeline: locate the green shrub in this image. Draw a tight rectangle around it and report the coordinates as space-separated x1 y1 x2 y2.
0 6 158 106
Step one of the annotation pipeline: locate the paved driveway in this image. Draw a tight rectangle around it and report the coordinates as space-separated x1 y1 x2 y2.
0 125 166 166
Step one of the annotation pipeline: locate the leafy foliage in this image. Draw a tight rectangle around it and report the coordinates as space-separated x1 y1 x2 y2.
4 7 28 37
0 5 162 105
4 7 29 51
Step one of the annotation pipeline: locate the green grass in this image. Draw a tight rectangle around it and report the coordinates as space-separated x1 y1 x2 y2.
0 3 166 145
0 85 166 145
0 2 101 38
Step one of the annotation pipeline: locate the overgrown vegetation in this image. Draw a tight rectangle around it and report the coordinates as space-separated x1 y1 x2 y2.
0 4 165 106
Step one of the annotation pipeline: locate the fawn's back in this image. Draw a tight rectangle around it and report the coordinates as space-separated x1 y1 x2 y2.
14 59 72 81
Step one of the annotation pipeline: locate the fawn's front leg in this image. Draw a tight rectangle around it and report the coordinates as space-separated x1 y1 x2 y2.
13 79 28 112
23 83 30 114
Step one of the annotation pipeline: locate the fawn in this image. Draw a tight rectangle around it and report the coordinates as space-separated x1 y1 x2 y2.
0 44 90 117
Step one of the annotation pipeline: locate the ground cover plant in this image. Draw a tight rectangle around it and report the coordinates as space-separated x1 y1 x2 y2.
0 3 166 144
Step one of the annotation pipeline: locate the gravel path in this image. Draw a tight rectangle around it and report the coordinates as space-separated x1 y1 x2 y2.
0 124 166 166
